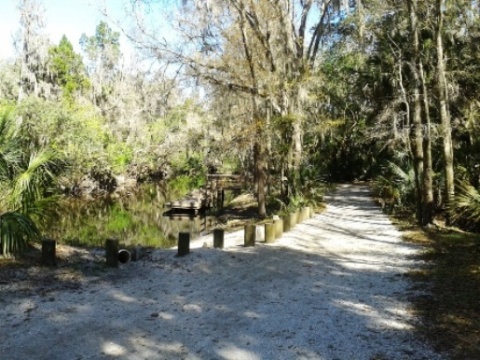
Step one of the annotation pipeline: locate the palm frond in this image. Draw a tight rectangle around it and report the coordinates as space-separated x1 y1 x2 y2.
0 211 40 257
450 181 480 227
373 160 416 210
11 149 65 214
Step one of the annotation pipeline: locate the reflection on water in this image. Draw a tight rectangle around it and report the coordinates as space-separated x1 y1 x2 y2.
49 183 217 248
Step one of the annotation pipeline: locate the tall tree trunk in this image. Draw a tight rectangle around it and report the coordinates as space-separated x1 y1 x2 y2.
238 4 267 218
407 0 425 224
435 0 454 221
419 59 434 225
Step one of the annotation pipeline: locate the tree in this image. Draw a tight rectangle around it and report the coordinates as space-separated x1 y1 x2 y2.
49 35 90 102
80 21 121 114
119 0 361 216
434 0 454 221
15 0 52 101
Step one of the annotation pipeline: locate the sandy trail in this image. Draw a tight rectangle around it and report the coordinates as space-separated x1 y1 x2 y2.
0 184 442 360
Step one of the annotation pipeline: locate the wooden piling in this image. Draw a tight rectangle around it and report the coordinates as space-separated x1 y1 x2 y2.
265 223 275 243
178 232 190 256
105 238 119 268
289 211 298 228
274 219 283 239
282 214 291 232
300 207 310 223
244 224 256 247
213 228 224 249
131 246 144 261
42 239 57 267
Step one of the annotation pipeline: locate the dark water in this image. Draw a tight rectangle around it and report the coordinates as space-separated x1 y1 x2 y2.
49 183 216 248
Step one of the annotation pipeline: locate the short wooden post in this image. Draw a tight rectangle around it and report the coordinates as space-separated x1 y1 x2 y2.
42 239 57 267
213 228 224 249
289 211 298 228
178 232 190 256
105 238 119 268
300 207 310 222
283 214 291 232
244 224 256 247
274 219 283 239
256 225 265 241
265 223 275 243
131 246 144 261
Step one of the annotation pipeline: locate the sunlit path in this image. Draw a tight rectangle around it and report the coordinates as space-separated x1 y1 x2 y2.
1 184 443 360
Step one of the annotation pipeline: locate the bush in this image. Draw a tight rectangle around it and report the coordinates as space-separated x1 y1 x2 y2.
450 181 480 232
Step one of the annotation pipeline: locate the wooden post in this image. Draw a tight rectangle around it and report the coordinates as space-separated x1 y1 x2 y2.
300 207 310 223
42 239 57 267
256 225 265 241
131 246 144 261
106 238 119 268
265 223 275 243
213 228 224 249
244 224 256 247
282 214 291 232
178 232 190 256
274 219 283 239
290 211 298 228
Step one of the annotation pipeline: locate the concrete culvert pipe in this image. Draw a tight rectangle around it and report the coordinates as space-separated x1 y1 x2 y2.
118 249 131 264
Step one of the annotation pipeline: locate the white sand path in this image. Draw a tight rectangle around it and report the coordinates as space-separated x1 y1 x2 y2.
0 184 443 360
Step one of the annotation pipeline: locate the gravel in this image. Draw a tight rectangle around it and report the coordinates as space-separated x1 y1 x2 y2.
0 184 443 360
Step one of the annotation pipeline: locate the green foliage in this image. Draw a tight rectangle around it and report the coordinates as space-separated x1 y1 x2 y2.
80 21 121 73
105 142 134 173
49 35 90 102
105 206 134 233
168 153 206 195
0 105 65 256
0 61 19 101
372 160 416 213
450 181 480 232
167 175 204 196
14 97 110 178
0 211 40 257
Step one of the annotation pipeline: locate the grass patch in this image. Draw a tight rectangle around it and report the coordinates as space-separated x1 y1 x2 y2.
399 217 480 360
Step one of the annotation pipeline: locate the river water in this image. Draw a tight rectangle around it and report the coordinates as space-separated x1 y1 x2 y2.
48 183 216 248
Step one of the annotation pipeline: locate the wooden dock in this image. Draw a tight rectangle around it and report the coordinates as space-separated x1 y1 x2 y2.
165 174 248 213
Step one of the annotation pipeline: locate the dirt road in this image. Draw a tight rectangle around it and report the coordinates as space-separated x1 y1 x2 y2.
0 184 442 359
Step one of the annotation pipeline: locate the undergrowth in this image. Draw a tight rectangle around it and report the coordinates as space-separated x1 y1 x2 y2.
396 215 480 360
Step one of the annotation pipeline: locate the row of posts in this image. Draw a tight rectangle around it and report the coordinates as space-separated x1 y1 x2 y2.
40 206 314 267
178 205 314 255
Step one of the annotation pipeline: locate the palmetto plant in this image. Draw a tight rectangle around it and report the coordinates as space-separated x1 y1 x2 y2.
0 107 65 256
449 180 480 231
372 160 416 212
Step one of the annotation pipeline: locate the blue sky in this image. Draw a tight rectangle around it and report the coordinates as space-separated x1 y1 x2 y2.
0 0 125 60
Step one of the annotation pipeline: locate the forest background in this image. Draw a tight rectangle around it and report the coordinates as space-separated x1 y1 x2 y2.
2 0 480 255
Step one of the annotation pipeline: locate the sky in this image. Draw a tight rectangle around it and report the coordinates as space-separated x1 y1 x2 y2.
0 0 127 61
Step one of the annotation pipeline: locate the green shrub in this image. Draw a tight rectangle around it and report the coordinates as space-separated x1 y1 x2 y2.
450 181 480 232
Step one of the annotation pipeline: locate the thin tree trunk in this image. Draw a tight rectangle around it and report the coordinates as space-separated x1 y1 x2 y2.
407 0 424 224
435 0 454 221
238 4 266 218
419 59 434 225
